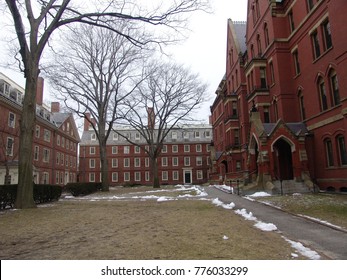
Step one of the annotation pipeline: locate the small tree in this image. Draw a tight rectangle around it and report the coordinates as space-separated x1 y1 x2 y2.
117 60 208 188
3 0 210 208
47 24 148 191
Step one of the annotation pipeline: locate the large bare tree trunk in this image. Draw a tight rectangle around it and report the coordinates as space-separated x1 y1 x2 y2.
15 65 39 209
151 157 160 189
99 141 109 192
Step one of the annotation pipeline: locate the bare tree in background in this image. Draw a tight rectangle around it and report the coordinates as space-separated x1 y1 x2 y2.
47 24 148 191
2 0 210 208
117 61 208 188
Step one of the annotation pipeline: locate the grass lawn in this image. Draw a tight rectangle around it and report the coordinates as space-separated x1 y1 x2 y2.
253 193 347 229
0 186 308 260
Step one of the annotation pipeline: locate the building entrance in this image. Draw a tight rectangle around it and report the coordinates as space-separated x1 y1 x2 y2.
273 138 294 180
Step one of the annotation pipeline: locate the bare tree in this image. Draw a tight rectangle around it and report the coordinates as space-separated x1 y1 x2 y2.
47 24 148 191
2 0 210 208
117 60 208 188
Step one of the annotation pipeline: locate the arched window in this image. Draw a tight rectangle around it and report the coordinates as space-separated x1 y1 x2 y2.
329 70 340 106
324 138 334 167
318 77 328 111
336 135 347 166
298 90 306 121
264 23 270 47
257 34 262 56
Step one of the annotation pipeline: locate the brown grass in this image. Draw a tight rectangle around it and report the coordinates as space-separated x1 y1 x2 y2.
253 193 347 229
0 186 311 260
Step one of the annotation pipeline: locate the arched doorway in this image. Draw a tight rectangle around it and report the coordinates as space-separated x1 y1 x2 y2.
273 138 294 180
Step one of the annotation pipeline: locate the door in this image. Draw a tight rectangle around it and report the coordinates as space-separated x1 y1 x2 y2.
184 170 192 184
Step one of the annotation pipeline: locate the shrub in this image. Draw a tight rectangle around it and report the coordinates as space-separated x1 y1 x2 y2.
0 184 62 209
65 182 102 196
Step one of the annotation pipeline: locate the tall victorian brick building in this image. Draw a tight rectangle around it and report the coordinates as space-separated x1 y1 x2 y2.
0 72 80 185
210 0 347 193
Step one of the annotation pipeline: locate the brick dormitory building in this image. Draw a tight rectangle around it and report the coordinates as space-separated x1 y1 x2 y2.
79 115 212 186
0 72 80 185
209 0 347 193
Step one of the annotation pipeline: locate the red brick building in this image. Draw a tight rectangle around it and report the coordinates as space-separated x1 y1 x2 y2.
79 116 212 186
0 72 80 185
210 0 347 193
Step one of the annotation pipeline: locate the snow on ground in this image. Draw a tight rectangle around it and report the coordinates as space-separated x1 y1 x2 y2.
247 192 272 197
282 237 321 260
211 184 234 193
211 198 236 209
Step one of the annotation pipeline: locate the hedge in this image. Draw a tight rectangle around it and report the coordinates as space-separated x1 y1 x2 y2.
65 182 102 197
0 184 62 209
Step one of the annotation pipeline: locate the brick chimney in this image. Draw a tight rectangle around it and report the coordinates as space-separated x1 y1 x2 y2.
84 113 91 131
51 102 60 113
147 107 155 129
36 77 44 105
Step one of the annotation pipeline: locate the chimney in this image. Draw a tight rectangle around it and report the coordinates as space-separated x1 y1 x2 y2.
84 113 91 131
51 102 60 113
147 107 155 129
36 77 44 105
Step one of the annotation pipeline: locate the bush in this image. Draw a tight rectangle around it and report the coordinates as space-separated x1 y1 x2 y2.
0 184 62 209
65 182 102 196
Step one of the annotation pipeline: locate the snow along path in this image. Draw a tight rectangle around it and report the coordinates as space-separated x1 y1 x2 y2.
204 186 347 260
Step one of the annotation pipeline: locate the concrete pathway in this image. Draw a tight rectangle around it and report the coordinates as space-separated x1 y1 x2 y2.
204 186 347 260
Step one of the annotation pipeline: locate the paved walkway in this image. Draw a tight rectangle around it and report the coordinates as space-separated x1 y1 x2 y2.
204 187 347 260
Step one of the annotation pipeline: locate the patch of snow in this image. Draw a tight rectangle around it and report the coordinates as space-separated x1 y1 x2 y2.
213 184 234 193
291 253 299 258
157 196 176 202
254 221 277 231
234 208 257 221
211 198 235 210
223 235 229 240
282 236 321 260
248 192 271 197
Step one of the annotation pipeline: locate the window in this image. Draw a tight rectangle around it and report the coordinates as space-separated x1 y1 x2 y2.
43 129 51 142
323 20 332 50
113 133 118 140
330 72 340 106
6 137 14 156
145 158 149 167
34 125 40 138
184 145 190 152
196 144 202 152
264 23 270 47
91 133 96 141
89 173 95 182
161 157 168 167
289 10 295 32
61 154 64 165
312 31 321 59
257 34 262 56
135 132 141 140
293 49 301 75
145 172 150 182
236 161 242 171
90 147 95 154
90 159 95 168
173 171 179 181
307 0 314 11
8 112 15 128
232 102 238 117
124 172 130 182
183 131 189 139
318 78 328 111
124 146 130 154
162 171 168 181
43 148 50 162
197 170 203 180
172 145 178 153
162 145 167 153
172 131 178 140
135 172 141 182
260 67 267 88
124 158 130 168
337 135 347 165
57 135 60 146
61 137 65 148
194 131 200 138
135 158 141 167
135 146 141 154
298 90 306 121
112 158 118 168
269 62 275 85
264 107 270 123
234 129 240 146
204 131 211 138
34 146 39 161
196 156 202 166
184 157 190 166
173 157 178 166
43 172 49 184
112 146 118 154
324 139 334 167
112 172 118 182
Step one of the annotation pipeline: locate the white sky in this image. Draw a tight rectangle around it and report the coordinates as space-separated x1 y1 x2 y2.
0 0 248 122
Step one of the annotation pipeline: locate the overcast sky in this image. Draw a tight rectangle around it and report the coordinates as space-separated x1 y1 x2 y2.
0 0 248 122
